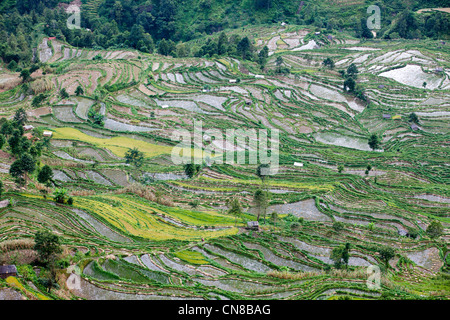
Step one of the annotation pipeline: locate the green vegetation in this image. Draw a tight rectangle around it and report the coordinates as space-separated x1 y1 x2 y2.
125 148 145 168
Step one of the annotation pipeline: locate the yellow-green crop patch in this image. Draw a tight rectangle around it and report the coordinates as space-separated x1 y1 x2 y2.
51 127 172 158
174 250 209 265
198 176 334 191
74 194 239 241
6 277 50 300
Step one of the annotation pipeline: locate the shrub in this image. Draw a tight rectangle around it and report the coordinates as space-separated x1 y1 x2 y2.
60 88 69 99
426 221 443 239
378 246 396 267
333 221 345 231
290 222 300 230
55 258 70 269
407 227 419 239
17 265 37 281
7 60 17 71
53 188 68 204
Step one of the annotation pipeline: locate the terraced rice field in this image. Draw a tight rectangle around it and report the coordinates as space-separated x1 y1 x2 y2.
0 27 448 301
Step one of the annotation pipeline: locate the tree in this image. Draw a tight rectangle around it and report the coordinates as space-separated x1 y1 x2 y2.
60 88 69 99
258 46 269 69
13 107 27 126
409 112 419 124
32 93 47 107
255 0 271 9
360 17 374 39
0 180 3 199
227 197 243 227
342 243 351 266
217 32 228 55
21 152 35 179
38 165 53 185
422 82 427 89
253 189 268 223
330 243 351 269
1 121 13 136
7 60 17 71
343 77 356 92
158 38 171 56
34 230 63 266
113 0 123 22
0 134 5 150
75 85 84 96
275 56 284 73
368 134 380 151
33 230 63 293
176 43 189 57
337 165 344 173
237 36 253 60
378 246 395 267
124 148 144 168
53 188 68 204
20 68 31 83
9 160 25 186
256 163 270 184
407 227 419 240
8 130 23 156
426 220 443 239
30 143 43 159
322 57 335 69
270 211 278 230
346 63 358 79
184 163 201 178
10 153 35 186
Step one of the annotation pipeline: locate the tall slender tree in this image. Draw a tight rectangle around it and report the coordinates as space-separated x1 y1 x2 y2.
368 134 380 151
227 197 243 227
253 189 268 223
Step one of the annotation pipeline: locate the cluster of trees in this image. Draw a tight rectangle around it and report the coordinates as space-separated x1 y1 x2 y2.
1 110 39 186
184 163 202 179
341 63 367 102
192 32 268 65
386 9 449 40
0 108 77 206
0 108 56 190
1 0 448 70
0 2 155 69
303 2 449 40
